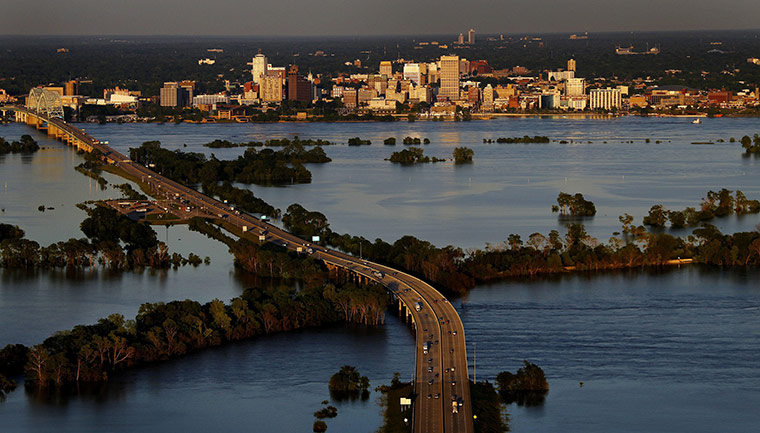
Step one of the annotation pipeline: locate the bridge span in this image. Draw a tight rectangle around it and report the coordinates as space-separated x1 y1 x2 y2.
10 105 474 433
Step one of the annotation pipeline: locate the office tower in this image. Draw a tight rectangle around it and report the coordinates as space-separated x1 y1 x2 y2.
260 73 283 102
483 84 494 110
250 53 268 85
439 55 460 101
565 78 585 97
589 88 622 110
160 82 180 107
468 29 475 44
568 58 577 72
379 61 393 78
287 65 312 102
342 88 357 108
403 63 421 84
457 33 464 44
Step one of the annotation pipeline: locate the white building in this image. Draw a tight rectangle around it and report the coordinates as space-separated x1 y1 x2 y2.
547 70 575 81
250 54 268 85
482 84 494 110
565 78 586 97
403 63 422 84
193 94 230 106
589 88 622 110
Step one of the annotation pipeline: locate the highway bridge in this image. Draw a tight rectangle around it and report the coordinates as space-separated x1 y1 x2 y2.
10 105 474 433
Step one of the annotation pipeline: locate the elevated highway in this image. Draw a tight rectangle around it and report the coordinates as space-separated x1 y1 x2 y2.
11 106 473 433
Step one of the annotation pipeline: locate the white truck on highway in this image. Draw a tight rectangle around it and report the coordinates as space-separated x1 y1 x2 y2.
452 401 458 414
423 341 430 354
414 302 422 312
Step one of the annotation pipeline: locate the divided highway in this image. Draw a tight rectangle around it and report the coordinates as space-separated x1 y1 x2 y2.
15 107 474 433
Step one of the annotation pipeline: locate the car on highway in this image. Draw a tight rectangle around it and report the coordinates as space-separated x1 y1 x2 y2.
451 381 456 386
428 379 434 385
428 367 433 373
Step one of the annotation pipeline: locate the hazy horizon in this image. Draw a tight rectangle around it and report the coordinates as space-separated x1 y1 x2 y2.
2 0 760 37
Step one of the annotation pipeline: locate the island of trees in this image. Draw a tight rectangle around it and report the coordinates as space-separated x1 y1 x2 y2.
740 134 760 154
0 206 203 270
402 137 430 145
453 147 474 164
0 267 390 393
203 136 333 148
552 192 597 216
496 360 549 406
0 134 39 154
644 189 760 228
387 148 444 164
483 136 550 144
347 137 371 146
328 365 370 400
282 195 760 295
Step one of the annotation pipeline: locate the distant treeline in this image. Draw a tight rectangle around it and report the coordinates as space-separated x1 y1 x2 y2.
0 279 389 390
0 206 200 270
203 136 333 148
0 135 39 154
484 136 550 144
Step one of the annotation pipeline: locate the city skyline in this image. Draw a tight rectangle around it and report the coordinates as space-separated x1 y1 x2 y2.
2 0 760 36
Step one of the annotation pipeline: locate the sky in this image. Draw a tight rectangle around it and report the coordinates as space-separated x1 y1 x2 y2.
1 0 759 36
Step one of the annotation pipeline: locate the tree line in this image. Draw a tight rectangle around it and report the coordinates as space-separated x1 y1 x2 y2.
387 147 444 164
0 205 200 270
0 278 390 391
283 201 760 294
130 140 330 187
483 135 550 144
203 136 334 148
643 189 760 228
0 134 39 154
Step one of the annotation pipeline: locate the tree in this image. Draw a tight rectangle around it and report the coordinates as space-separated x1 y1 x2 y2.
453 147 474 164
643 205 668 227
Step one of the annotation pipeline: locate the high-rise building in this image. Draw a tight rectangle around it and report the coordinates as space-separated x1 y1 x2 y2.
589 88 622 110
64 80 78 96
483 84 494 110
403 63 421 84
358 87 378 106
379 61 393 78
343 88 357 108
427 62 439 83
565 78 585 97
260 73 283 102
567 59 577 72
287 65 312 102
249 53 268 85
457 33 464 44
468 29 475 44
467 86 480 105
439 55 461 101
160 82 184 107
